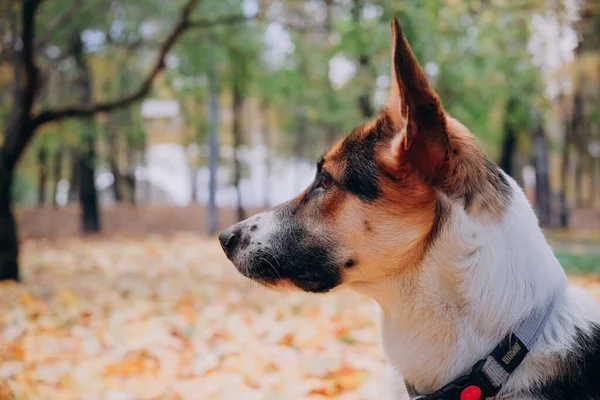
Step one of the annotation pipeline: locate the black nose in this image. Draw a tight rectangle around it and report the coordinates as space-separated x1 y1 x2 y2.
219 228 240 256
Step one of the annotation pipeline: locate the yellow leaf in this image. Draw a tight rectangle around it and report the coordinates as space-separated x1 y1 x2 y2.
0 380 13 400
1 342 25 361
19 292 36 309
277 333 295 346
335 371 368 391
308 381 338 397
57 289 78 307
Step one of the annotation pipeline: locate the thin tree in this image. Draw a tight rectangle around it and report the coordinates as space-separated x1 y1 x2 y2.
207 52 219 236
532 120 551 227
52 146 63 207
260 100 271 208
499 97 518 177
229 46 248 222
351 0 373 119
323 0 338 144
37 147 48 206
560 89 583 228
71 31 101 232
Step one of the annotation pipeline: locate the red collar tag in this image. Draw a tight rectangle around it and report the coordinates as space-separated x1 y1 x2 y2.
460 385 482 400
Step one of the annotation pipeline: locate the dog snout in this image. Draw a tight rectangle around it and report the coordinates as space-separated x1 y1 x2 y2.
219 226 241 257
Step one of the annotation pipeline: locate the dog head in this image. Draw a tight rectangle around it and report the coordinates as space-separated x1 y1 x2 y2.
219 18 511 293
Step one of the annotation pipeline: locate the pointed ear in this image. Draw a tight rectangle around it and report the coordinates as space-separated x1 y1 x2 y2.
386 17 450 181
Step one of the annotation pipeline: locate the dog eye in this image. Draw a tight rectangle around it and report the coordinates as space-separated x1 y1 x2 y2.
319 173 333 190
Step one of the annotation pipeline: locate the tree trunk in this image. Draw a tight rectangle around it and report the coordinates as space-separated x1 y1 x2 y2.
0 117 35 283
190 164 198 203
593 157 599 207
53 147 63 208
125 148 137 205
37 147 48 206
295 110 308 193
232 75 245 222
68 150 79 203
0 165 19 282
72 33 100 233
79 132 100 232
106 124 122 202
533 124 551 227
560 91 582 227
574 155 583 207
126 170 136 204
499 97 518 177
499 127 516 177
260 101 271 208
323 0 338 144
559 132 571 228
294 52 309 193
357 54 373 118
207 57 219 235
352 0 373 119
124 125 139 205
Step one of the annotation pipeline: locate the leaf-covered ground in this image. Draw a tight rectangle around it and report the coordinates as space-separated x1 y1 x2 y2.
1 234 599 400
0 234 390 400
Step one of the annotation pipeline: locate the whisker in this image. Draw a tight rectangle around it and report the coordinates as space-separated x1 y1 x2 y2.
262 248 283 270
260 257 282 280
356 264 366 278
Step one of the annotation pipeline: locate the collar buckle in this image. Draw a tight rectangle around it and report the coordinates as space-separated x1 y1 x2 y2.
466 359 501 399
423 359 500 400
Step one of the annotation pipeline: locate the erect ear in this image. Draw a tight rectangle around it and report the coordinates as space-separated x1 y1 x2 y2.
386 17 451 181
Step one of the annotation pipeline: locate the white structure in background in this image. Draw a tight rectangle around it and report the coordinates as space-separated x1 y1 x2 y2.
141 99 181 120
137 142 315 208
93 98 316 207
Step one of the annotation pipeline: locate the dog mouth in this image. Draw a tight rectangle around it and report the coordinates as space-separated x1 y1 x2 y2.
233 256 340 293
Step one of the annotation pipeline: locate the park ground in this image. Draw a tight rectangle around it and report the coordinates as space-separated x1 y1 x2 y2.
0 205 599 400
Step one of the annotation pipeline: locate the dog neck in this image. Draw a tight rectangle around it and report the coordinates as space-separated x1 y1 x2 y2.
351 178 575 395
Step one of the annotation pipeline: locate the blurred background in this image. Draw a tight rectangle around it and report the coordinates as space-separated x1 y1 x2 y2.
0 0 599 399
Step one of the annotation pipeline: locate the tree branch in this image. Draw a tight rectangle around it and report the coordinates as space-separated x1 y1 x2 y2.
104 12 255 53
187 13 254 29
32 0 201 128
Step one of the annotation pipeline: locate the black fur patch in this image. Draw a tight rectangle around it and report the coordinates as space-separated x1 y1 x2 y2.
486 159 512 201
239 236 250 251
422 196 451 254
337 120 386 202
404 381 419 397
462 160 512 214
533 323 600 399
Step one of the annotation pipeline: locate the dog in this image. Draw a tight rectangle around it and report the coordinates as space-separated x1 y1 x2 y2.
219 18 600 400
